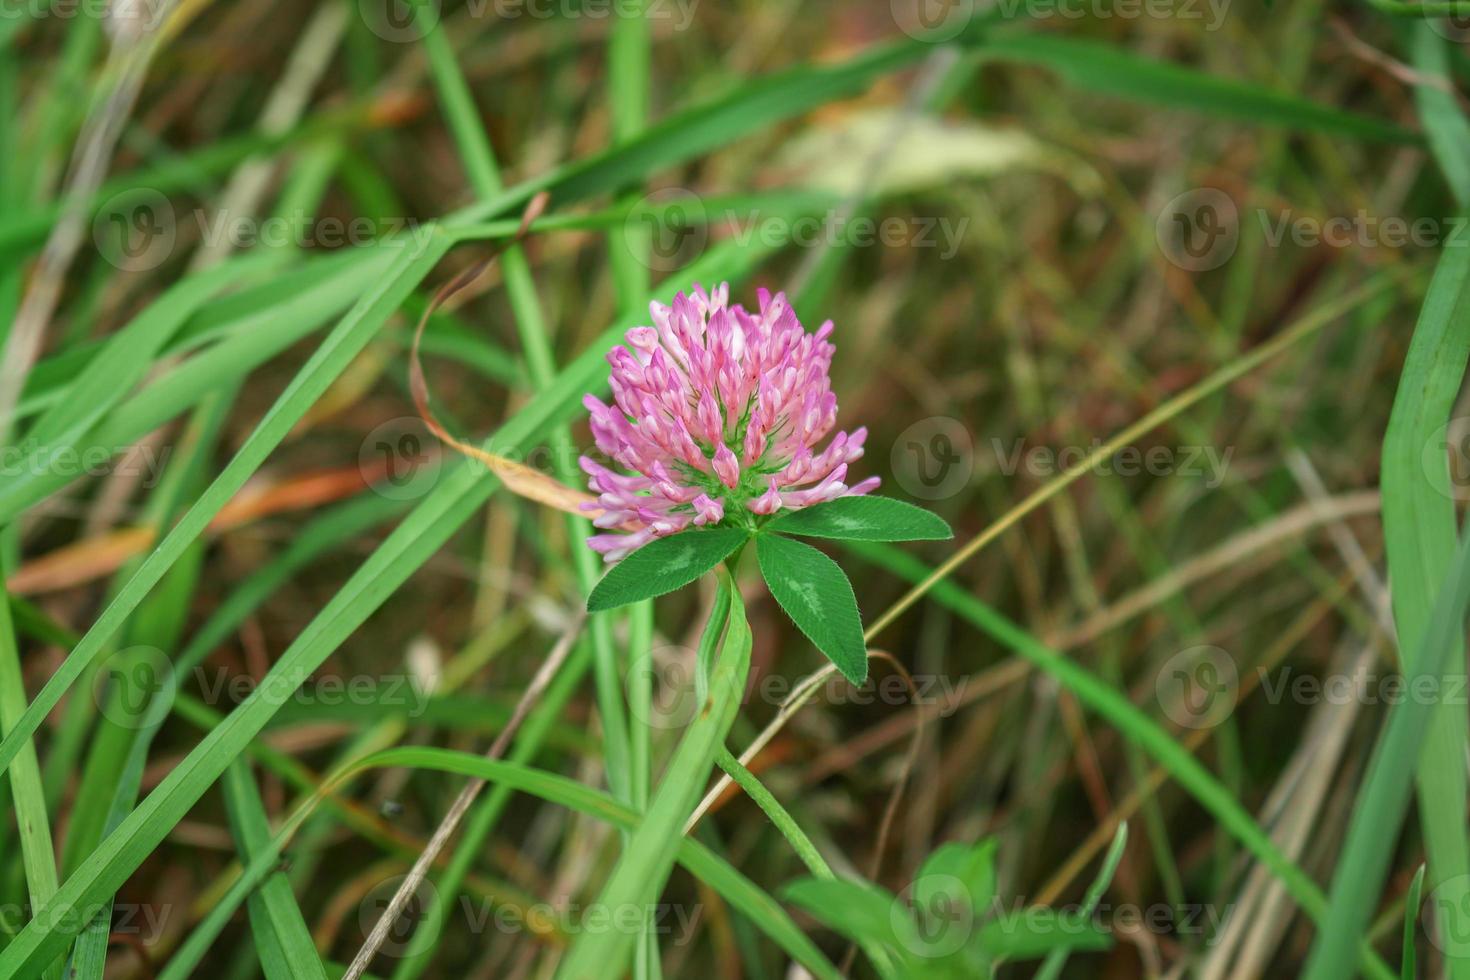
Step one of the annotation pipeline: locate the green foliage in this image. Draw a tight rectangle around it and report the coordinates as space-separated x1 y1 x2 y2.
765 495 953 542
587 527 747 611
785 837 1110 979
756 533 868 684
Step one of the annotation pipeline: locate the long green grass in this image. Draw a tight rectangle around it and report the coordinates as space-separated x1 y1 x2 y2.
3 2 1470 977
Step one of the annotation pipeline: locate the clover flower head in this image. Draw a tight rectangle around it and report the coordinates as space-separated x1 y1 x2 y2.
580 282 879 561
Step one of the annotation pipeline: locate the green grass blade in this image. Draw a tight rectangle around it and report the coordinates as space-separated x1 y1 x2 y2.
221 760 329 980
978 33 1418 144
1375 235 1470 979
447 40 931 228
1410 24 1470 205
715 748 832 880
555 575 752 980
0 229 449 784
1303 525 1470 978
0 248 398 522
1404 864 1427 980
1036 824 1129 980
0 563 61 980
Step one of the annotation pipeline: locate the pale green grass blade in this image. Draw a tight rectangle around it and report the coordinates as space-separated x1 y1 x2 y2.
0 248 398 522
715 748 831 880
0 104 380 253
1305 45 1470 961
21 253 284 449
221 760 328 980
1410 23 1470 205
557 575 750 979
979 33 1418 144
1404 864 1427 980
0 562 61 980
418 11 633 807
1303 525 1470 978
1036 824 1128 980
0 230 449 778
447 40 932 228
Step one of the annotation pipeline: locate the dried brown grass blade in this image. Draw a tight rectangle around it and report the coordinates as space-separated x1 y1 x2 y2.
407 193 605 522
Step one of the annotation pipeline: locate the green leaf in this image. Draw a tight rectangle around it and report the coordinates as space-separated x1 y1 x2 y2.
766 496 952 543
756 533 867 684
586 527 748 611
783 878 907 979
914 839 996 918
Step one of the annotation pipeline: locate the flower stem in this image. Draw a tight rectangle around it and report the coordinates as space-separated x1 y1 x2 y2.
714 747 832 880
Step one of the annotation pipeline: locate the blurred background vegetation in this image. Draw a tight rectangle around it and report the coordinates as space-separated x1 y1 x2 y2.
3 0 1469 976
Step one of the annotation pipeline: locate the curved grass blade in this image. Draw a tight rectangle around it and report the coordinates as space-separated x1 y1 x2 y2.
1035 824 1129 980
979 33 1417 145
